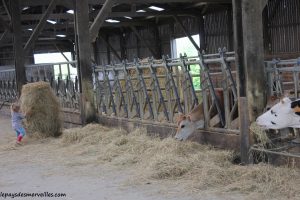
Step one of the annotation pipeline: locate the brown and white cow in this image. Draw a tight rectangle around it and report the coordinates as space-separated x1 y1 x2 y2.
256 97 300 129
175 89 225 141
175 103 206 141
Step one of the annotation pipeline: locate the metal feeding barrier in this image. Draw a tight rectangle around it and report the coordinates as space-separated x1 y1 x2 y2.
0 50 239 133
94 49 239 133
265 58 300 98
0 61 79 110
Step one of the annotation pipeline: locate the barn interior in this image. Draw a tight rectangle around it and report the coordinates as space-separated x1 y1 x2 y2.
0 0 300 165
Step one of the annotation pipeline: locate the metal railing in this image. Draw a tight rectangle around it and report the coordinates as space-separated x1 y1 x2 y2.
0 61 79 110
265 58 300 98
94 49 239 133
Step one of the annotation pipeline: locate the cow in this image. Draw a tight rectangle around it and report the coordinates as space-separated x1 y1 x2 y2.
256 97 300 129
174 89 225 141
174 103 206 141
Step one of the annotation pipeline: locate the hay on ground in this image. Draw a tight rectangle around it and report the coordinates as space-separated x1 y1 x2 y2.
20 81 62 137
60 124 300 199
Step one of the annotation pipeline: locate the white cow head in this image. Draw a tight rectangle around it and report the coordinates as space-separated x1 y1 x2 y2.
175 113 204 141
256 97 300 129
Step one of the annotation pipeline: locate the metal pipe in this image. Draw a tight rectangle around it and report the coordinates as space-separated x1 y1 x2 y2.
250 146 300 159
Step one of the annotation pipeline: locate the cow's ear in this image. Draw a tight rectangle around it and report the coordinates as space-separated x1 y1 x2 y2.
293 106 300 113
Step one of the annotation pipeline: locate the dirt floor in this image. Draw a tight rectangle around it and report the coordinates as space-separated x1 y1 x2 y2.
0 115 292 200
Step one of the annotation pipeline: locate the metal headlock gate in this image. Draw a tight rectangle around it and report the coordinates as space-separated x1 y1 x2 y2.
0 62 79 110
94 49 239 133
265 58 300 98
250 58 300 162
1 52 300 162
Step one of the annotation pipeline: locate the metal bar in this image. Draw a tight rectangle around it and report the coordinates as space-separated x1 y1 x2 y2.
134 59 154 119
112 67 128 117
250 147 300 159
149 58 169 121
162 56 183 113
123 61 140 118
103 69 117 115
198 51 225 126
180 54 199 108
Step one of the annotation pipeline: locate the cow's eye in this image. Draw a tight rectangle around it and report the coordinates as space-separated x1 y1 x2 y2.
181 125 185 129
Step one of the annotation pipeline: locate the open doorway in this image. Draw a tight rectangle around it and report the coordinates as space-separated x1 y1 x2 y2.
171 34 201 90
34 52 77 80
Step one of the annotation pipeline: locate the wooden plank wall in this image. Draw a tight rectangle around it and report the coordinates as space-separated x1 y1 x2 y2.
264 0 300 57
204 10 231 53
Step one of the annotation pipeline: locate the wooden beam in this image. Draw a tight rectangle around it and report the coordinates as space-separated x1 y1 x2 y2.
130 25 158 58
23 0 58 54
2 0 11 21
0 10 200 22
89 0 115 43
0 16 11 32
10 0 26 96
173 15 200 52
99 34 122 61
0 30 9 47
75 0 96 124
53 43 71 62
20 0 231 6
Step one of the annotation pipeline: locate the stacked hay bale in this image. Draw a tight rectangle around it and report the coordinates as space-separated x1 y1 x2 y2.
20 82 62 137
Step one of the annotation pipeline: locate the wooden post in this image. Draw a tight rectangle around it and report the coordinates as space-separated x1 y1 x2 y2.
153 25 162 58
75 0 96 124
120 31 126 60
232 0 249 164
227 6 234 51
242 0 266 122
199 15 206 52
105 34 111 64
11 0 26 96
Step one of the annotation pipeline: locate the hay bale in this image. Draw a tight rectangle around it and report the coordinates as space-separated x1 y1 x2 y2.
20 81 62 137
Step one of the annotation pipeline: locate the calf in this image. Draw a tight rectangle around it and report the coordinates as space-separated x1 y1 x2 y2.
175 103 206 141
256 97 300 129
175 89 224 141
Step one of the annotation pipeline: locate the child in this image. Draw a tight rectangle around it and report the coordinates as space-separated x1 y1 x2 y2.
11 103 26 144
